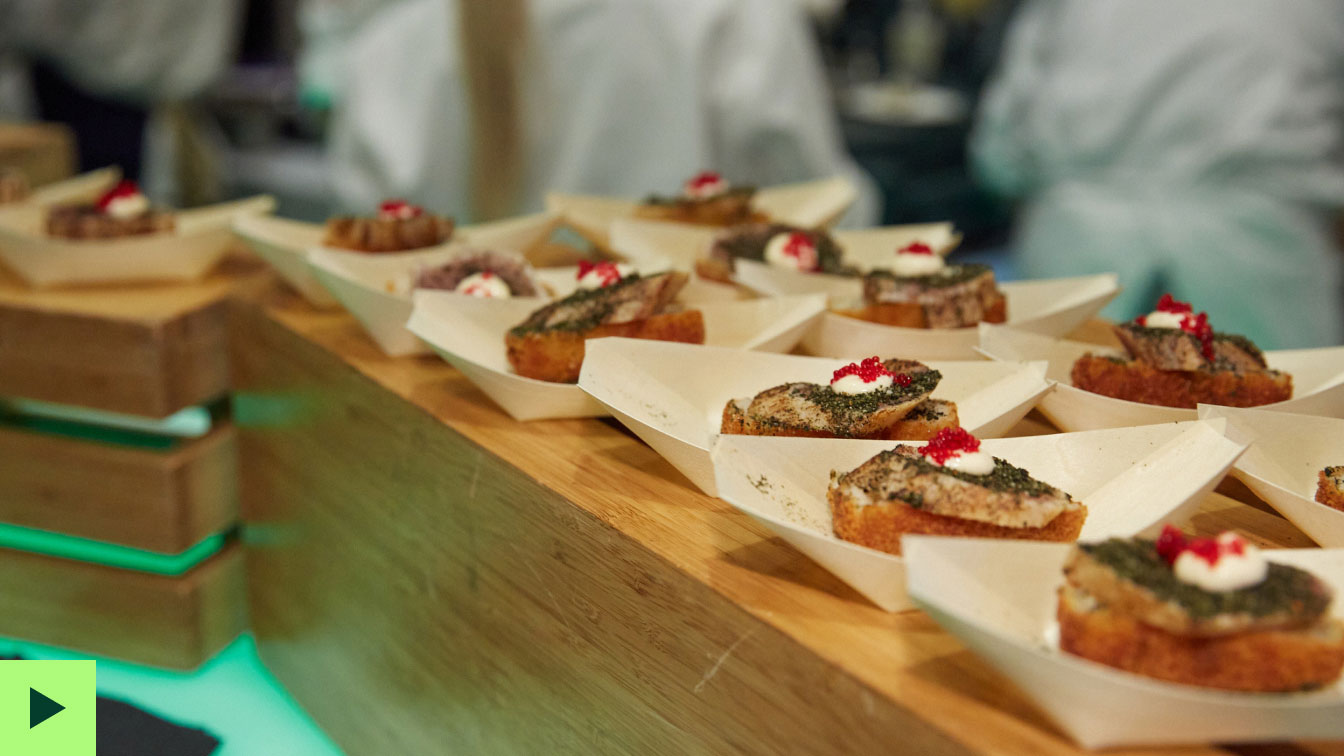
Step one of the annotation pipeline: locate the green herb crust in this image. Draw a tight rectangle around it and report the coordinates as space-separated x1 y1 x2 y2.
713 223 851 275
642 186 756 206
769 370 942 437
1080 538 1332 621
509 274 644 336
873 448 1063 498
865 262 992 289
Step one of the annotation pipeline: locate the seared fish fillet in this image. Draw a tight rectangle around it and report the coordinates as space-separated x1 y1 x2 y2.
830 446 1077 529
511 271 688 333
1113 323 1268 372
862 264 1004 328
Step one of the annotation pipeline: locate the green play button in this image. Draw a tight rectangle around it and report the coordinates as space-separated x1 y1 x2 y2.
0 660 94 754
30 687 65 728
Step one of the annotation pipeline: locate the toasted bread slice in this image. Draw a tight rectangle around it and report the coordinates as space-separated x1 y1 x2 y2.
1072 354 1292 408
1113 324 1268 372
854 264 1007 328
634 187 767 227
828 446 1085 555
322 213 454 252
881 399 959 440
506 271 701 383
1063 539 1332 637
507 309 704 383
1316 467 1344 512
1058 584 1344 692
833 291 1007 328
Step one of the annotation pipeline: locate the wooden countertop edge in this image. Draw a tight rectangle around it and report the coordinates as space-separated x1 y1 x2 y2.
249 295 1312 756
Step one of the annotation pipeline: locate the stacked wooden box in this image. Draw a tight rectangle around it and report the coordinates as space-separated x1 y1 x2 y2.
0 258 270 668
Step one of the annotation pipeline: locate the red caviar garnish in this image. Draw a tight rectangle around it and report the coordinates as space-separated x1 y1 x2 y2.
684 171 726 195
1135 294 1215 361
1155 524 1188 564
779 232 819 271
378 199 423 220
920 427 981 465
95 180 143 212
577 260 624 287
831 356 894 385
899 241 935 256
459 271 499 297
1155 524 1246 567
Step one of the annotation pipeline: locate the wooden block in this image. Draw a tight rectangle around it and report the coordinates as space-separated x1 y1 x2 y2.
0 122 75 188
0 542 245 670
0 255 273 417
0 423 237 553
232 303 1324 756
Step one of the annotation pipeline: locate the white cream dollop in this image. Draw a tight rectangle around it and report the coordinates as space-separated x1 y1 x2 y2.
763 232 819 272
890 248 946 277
455 271 511 298
831 372 893 395
1141 310 1186 329
576 263 633 290
938 451 996 476
103 193 150 220
683 173 729 199
1173 533 1268 592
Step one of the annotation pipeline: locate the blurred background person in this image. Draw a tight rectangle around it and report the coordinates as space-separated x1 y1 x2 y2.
971 0 1344 349
0 0 243 203
325 0 881 225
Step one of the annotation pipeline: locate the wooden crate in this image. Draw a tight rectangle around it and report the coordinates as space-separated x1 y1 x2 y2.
0 423 237 553
0 542 245 670
0 256 272 417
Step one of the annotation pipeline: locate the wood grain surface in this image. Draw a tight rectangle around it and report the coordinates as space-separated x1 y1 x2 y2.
233 296 1341 755
0 423 237 553
0 254 273 417
0 542 245 669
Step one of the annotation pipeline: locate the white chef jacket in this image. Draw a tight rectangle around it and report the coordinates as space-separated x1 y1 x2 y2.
972 0 1344 349
0 0 241 104
327 0 879 226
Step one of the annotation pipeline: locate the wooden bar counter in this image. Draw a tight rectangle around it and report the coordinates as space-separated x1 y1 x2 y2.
233 295 1341 756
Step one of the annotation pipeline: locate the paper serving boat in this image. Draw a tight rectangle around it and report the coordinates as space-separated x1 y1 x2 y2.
979 326 1344 432
20 167 122 207
306 213 566 355
611 216 959 273
235 211 562 308
579 339 1050 495
0 194 275 287
710 420 1245 612
406 293 827 421
1200 405 1344 547
546 176 857 247
904 536 1344 748
797 273 1119 361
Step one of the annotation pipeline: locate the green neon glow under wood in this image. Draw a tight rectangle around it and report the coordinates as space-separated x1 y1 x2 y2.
0 524 226 575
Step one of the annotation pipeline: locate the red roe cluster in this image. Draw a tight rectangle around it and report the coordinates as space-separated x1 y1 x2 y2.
919 427 981 465
577 260 625 287
1155 525 1246 567
1135 294 1215 361
831 356 910 386
684 171 726 194
898 241 934 256
378 199 423 220
780 232 819 271
95 180 142 212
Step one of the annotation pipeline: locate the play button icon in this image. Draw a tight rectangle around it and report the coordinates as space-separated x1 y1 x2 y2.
30 688 65 729
1 659 94 753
